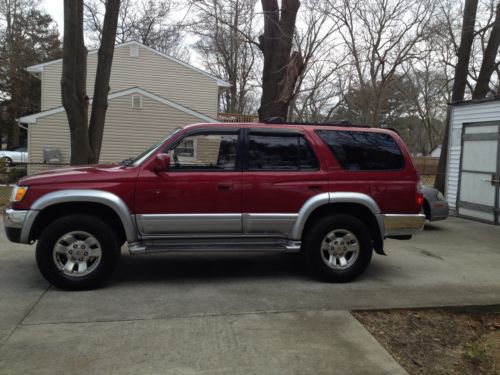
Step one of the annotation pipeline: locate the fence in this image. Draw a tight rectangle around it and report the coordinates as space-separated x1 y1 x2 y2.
412 156 440 186
218 113 259 123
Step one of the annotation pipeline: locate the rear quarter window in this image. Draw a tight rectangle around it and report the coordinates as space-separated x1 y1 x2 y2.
316 130 404 171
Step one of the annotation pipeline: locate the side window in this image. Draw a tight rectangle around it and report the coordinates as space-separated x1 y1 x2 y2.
248 132 319 171
169 132 239 171
316 130 404 170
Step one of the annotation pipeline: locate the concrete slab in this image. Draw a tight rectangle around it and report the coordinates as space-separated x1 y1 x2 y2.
21 217 500 325
0 311 406 375
0 225 48 344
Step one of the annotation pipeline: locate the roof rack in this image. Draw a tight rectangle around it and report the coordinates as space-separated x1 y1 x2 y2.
262 117 371 128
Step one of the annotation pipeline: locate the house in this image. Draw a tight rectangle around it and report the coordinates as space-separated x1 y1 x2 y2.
446 99 500 225
18 41 230 174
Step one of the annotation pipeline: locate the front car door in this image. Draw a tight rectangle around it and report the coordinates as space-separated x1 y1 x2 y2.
135 127 243 236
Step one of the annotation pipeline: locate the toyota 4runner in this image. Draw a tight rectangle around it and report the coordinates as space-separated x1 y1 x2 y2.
4 121 425 290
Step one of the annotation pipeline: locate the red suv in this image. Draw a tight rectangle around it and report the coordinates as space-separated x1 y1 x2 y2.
4 121 425 290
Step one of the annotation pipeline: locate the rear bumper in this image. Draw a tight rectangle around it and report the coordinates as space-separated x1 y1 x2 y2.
429 201 449 221
382 214 426 237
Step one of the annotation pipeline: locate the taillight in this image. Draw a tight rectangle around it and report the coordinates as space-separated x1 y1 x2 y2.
416 181 424 208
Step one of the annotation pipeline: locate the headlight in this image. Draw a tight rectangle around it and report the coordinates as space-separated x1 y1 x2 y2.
436 191 445 201
10 185 29 202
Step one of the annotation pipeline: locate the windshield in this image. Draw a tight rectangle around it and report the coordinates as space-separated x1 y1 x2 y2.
130 128 181 166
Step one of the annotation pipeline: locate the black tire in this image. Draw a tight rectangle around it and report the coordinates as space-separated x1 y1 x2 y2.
304 214 373 283
36 214 120 290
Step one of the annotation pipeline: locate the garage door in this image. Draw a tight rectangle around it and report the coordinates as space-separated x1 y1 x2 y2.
457 122 500 224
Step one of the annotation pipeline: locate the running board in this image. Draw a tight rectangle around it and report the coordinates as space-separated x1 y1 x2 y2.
128 237 302 254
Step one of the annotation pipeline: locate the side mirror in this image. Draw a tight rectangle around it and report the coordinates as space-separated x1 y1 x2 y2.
152 154 170 173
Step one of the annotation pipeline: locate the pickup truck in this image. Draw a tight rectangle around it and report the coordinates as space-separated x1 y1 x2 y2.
4 121 425 290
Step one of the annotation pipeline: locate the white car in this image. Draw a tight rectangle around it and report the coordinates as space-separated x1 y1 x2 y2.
0 146 28 165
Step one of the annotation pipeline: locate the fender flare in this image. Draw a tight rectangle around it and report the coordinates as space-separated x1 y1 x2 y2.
21 189 137 243
290 192 384 240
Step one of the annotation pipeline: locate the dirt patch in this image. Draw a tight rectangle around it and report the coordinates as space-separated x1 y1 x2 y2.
353 309 500 374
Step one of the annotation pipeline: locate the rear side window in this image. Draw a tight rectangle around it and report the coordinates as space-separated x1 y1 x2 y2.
248 132 319 171
316 130 404 170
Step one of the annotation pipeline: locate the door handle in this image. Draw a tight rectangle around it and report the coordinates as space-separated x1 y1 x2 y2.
308 185 323 191
217 183 234 190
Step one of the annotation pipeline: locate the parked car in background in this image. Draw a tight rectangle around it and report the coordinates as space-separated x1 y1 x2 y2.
422 186 449 221
0 146 28 165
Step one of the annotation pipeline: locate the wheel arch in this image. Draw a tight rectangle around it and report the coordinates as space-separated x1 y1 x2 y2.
26 190 137 244
292 192 385 255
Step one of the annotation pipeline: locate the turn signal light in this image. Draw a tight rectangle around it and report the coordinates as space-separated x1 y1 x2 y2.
10 186 28 202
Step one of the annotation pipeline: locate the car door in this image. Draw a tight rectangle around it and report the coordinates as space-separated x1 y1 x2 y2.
135 128 243 236
241 128 329 236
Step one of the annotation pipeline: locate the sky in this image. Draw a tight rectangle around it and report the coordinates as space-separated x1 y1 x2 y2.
41 0 64 30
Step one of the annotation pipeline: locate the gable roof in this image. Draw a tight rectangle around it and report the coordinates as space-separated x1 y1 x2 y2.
18 87 218 124
26 41 231 88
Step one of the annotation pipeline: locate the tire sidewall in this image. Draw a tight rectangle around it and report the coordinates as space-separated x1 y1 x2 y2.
304 214 373 282
36 214 120 290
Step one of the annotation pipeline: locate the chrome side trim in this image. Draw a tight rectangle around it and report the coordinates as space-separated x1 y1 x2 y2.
383 214 426 236
242 213 298 236
290 192 383 240
4 208 28 228
136 213 242 234
127 236 301 254
30 190 137 242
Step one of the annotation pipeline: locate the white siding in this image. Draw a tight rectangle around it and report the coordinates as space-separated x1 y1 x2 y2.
28 94 206 174
446 101 500 209
40 43 219 117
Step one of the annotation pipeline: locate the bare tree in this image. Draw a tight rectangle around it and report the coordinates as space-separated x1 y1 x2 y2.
258 0 303 121
0 0 61 148
288 0 344 121
326 0 434 127
62 0 120 165
84 0 187 60
435 0 478 192
473 2 500 98
192 0 259 114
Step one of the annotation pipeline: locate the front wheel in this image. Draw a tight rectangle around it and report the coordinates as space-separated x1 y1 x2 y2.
304 214 373 283
36 214 121 290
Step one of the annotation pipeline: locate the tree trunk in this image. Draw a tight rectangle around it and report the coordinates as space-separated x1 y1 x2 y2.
61 0 91 165
473 2 500 99
88 0 121 164
435 0 478 192
258 0 302 122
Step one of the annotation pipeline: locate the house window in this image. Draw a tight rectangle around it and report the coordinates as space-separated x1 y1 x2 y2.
130 45 139 57
176 139 195 157
131 95 142 109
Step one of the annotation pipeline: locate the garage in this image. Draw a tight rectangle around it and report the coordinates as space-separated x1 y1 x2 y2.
447 99 500 225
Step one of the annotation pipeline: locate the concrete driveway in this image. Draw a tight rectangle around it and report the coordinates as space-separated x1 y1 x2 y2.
1 216 499 374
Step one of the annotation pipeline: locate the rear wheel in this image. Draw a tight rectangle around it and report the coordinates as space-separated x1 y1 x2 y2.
36 214 121 290
304 214 373 282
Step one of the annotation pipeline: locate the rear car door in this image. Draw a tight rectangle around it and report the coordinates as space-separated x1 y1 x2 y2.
241 128 329 236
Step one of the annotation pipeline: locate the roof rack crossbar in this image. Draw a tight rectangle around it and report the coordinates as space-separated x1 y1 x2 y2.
262 117 370 128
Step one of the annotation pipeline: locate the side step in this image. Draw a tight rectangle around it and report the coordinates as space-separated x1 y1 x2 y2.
128 237 302 254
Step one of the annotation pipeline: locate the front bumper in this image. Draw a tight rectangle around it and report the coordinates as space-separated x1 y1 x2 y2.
382 213 426 237
3 208 28 243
